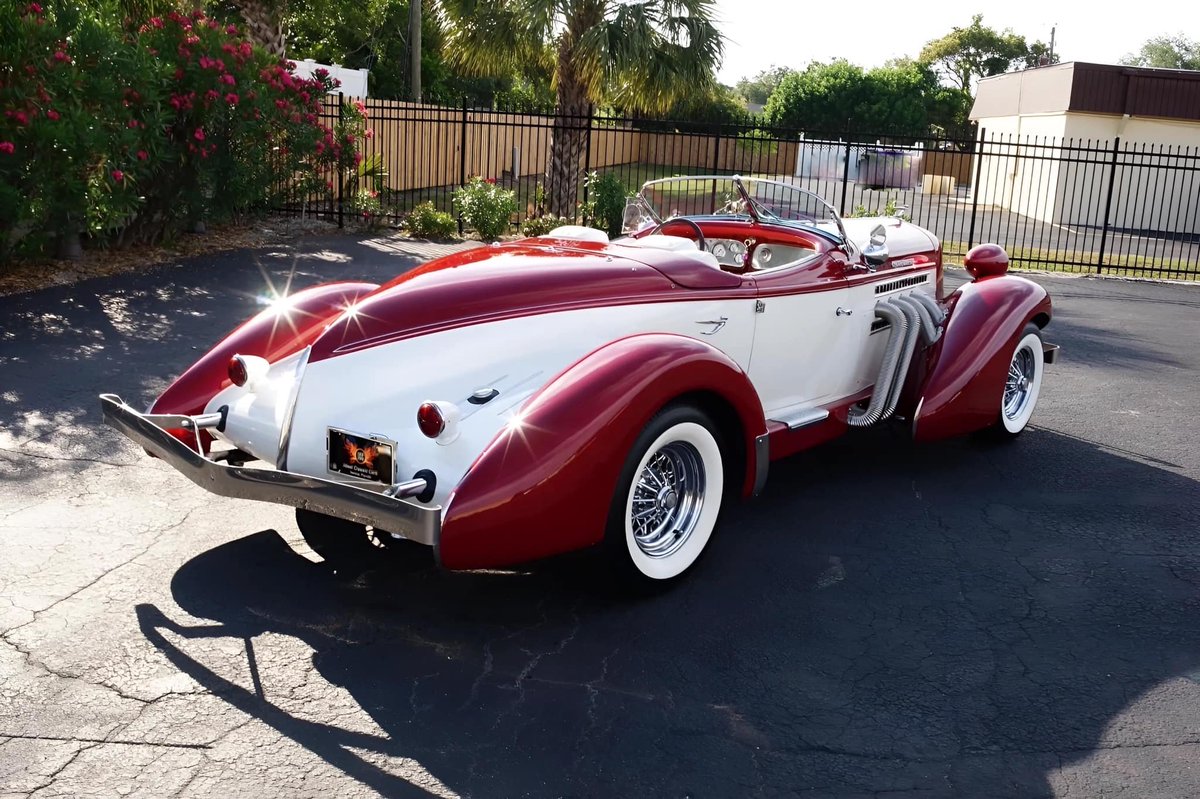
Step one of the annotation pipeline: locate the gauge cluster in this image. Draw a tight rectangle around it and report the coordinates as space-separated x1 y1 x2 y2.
707 238 753 268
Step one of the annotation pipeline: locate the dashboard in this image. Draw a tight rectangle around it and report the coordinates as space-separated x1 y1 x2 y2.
706 238 819 272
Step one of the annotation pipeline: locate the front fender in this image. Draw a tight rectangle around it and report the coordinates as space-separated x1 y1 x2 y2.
911 274 1051 443
438 334 767 570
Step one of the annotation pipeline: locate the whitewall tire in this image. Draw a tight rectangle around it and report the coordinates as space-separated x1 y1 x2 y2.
606 406 725 583
996 324 1044 436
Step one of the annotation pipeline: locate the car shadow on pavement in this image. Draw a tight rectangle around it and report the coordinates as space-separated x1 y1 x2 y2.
138 425 1200 797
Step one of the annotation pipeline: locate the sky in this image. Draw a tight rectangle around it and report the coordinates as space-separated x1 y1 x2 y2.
712 0 1200 84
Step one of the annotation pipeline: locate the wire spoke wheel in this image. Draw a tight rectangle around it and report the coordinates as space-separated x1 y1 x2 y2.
629 442 706 559
991 324 1045 438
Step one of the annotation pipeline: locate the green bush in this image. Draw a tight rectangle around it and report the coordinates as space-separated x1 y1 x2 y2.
582 171 630 238
404 201 457 239
452 176 517 240
0 6 368 259
520 214 570 237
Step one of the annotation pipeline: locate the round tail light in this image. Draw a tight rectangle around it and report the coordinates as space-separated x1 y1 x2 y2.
417 402 445 438
228 355 249 387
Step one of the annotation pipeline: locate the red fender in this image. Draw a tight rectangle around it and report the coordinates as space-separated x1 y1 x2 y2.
911 275 1052 443
151 282 378 450
438 334 768 570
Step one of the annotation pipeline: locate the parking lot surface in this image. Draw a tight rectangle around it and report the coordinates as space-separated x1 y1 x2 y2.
1 236 1199 798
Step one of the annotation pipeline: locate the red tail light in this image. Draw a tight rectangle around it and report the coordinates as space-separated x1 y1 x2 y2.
228 355 249 387
417 402 445 438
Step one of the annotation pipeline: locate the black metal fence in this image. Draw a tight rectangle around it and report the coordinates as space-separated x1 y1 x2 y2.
280 97 1200 279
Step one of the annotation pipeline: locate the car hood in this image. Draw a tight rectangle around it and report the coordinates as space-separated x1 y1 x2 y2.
308 239 735 363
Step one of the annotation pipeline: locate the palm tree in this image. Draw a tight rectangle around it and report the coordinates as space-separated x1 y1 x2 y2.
232 0 287 57
439 0 724 218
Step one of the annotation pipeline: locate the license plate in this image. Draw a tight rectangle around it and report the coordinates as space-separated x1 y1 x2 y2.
327 428 395 483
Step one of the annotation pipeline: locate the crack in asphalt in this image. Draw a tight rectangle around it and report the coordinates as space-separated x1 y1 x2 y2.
0 732 212 750
0 445 149 471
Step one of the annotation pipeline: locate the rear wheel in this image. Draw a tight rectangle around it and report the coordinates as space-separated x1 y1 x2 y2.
990 323 1044 437
604 405 725 585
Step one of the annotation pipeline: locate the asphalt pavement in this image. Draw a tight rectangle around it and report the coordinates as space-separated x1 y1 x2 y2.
1 234 1199 798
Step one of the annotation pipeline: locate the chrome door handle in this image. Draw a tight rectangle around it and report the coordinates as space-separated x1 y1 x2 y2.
836 307 853 317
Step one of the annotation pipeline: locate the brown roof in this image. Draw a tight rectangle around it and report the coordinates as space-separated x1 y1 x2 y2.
970 62 1200 123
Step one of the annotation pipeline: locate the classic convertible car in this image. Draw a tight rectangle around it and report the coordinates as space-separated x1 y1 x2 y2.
100 175 1057 583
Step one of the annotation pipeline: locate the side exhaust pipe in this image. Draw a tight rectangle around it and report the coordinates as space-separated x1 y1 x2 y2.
848 293 944 428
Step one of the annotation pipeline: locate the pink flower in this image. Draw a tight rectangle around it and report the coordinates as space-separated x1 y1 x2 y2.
205 89 219 102
486 178 497 184
220 74 235 86
275 99 288 110
364 128 373 139
225 23 237 35
111 169 124 182
314 68 329 79
224 92 238 105
315 141 325 153
46 109 59 120
7 110 29 127
26 2 42 14
53 50 70 63
149 16 163 28
127 119 139 128
193 128 205 141
199 56 212 69
0 142 14 155
136 150 148 161
173 67 184 80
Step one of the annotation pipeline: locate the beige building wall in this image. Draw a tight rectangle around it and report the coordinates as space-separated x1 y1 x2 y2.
973 110 1200 236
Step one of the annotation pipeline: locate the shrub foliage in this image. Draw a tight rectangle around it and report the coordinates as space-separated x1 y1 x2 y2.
0 4 367 259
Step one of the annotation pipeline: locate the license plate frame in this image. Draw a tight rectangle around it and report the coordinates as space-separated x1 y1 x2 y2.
327 428 396 484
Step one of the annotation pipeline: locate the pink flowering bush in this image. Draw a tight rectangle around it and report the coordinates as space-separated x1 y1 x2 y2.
0 5 370 259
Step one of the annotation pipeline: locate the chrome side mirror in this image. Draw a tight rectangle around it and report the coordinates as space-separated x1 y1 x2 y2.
863 224 888 266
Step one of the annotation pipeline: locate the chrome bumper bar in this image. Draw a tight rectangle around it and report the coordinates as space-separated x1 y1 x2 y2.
98 394 441 546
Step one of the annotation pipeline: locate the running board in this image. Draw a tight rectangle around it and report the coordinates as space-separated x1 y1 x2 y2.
769 407 830 430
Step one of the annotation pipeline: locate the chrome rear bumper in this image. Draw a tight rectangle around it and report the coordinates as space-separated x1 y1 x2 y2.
98 394 440 546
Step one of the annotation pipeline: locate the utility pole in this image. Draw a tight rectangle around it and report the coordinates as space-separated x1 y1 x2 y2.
1049 25 1056 62
409 0 422 102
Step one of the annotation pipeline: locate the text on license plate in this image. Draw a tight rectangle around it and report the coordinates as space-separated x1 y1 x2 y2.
327 428 394 483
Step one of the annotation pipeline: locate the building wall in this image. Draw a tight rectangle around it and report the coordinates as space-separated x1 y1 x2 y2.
972 111 1200 236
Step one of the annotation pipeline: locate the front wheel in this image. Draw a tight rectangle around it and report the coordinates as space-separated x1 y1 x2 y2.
604 405 726 584
991 323 1045 437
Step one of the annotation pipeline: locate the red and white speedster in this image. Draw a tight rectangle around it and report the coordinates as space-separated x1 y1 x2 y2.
101 176 1057 583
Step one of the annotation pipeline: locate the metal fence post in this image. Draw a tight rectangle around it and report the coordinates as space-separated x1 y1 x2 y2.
712 127 722 175
1097 136 1121 274
967 127 985 250
582 105 593 205
458 99 468 234
336 93 345 229
839 136 852 216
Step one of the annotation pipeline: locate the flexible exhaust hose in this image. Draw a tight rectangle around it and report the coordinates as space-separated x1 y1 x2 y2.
848 300 909 427
910 291 946 336
881 296 924 419
896 293 940 347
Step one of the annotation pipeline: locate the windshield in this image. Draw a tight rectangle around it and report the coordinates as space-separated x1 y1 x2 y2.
628 175 845 241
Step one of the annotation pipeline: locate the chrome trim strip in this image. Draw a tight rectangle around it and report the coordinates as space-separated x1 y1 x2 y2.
276 345 311 472
99 393 440 547
752 433 770 496
768 407 830 430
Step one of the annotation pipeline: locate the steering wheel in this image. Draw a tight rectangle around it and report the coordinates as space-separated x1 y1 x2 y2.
649 217 706 253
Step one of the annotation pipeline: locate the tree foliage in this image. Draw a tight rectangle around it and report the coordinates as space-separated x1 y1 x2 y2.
438 0 725 216
919 14 1052 91
735 65 794 106
1120 34 1200 70
762 59 967 138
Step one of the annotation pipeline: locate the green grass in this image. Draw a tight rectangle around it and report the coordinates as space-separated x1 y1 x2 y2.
942 240 1200 281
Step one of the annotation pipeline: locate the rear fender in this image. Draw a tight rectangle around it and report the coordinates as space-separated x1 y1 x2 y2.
910 275 1051 443
438 334 767 570
150 282 378 449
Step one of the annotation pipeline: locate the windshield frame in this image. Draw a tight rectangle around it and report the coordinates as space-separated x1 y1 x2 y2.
635 174 851 248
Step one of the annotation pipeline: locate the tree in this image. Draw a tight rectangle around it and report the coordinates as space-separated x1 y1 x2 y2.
919 14 1031 92
762 59 954 137
438 0 724 218
735 65 795 106
1120 34 1200 70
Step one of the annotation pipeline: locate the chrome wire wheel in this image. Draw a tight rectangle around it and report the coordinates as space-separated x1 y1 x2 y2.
630 441 706 559
996 325 1044 436
1003 344 1036 422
